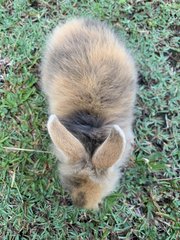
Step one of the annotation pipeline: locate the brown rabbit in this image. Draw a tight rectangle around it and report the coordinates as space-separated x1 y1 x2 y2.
41 18 137 209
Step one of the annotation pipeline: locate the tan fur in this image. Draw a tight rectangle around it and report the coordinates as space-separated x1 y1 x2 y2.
41 18 138 209
41 18 137 122
47 115 87 163
70 172 102 209
92 126 126 169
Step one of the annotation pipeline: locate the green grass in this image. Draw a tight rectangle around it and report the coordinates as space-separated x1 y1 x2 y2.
0 0 179 239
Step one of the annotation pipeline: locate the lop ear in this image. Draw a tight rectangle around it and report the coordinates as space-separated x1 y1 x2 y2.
47 114 86 163
92 125 126 169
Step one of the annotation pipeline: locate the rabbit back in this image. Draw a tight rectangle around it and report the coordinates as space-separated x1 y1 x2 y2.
41 18 137 127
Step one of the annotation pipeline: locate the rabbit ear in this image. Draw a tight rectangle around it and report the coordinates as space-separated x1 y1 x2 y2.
92 125 126 169
47 114 86 163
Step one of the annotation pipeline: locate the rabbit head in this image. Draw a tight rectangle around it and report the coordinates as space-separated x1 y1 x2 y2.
47 114 126 210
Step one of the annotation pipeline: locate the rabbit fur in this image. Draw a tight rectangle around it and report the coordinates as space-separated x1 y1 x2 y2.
41 18 138 209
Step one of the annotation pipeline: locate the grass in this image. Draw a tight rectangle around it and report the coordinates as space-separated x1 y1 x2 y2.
0 0 179 239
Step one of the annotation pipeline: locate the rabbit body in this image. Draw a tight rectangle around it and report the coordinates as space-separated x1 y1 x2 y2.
41 18 137 209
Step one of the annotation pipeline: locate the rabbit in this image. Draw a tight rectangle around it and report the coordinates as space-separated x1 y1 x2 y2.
41 18 138 210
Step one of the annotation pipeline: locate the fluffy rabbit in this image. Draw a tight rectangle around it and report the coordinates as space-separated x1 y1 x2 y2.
41 18 137 209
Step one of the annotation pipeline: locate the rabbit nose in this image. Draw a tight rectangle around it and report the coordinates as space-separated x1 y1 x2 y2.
98 202 102 208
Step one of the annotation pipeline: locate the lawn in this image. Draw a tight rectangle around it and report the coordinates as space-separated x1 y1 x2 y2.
0 0 179 239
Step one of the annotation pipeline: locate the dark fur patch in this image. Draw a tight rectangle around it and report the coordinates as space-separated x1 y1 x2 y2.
73 191 86 207
59 111 107 155
63 176 87 189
